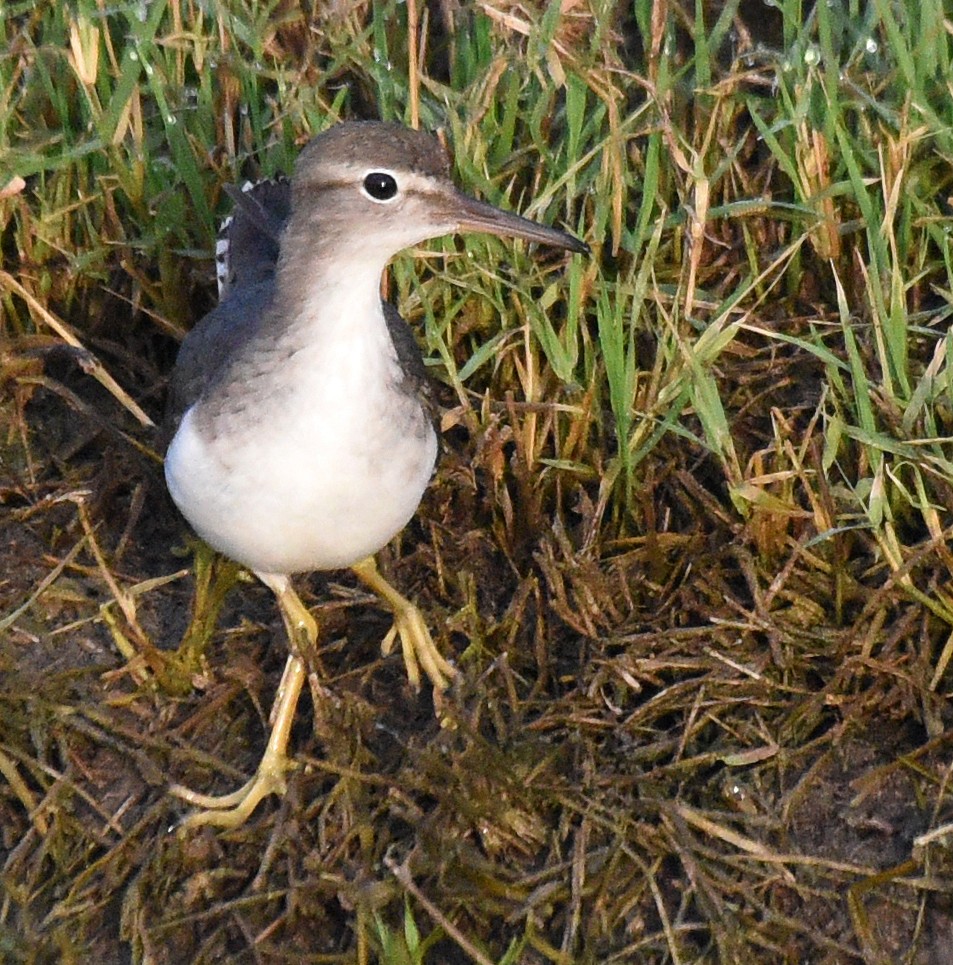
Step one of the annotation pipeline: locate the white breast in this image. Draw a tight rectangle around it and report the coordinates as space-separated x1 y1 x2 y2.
165 295 436 577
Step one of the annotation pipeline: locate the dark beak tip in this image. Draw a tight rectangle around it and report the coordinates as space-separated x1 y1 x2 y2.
553 230 590 256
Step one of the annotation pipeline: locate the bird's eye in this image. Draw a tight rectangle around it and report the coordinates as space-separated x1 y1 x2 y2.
362 171 399 202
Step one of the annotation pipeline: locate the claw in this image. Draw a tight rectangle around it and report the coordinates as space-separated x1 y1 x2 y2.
171 576 314 829
351 556 456 692
171 558 454 829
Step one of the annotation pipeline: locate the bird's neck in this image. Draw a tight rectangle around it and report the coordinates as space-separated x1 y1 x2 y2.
273 216 392 337
263 218 397 373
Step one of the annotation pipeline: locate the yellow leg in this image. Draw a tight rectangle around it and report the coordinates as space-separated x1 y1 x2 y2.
351 556 456 692
170 574 315 828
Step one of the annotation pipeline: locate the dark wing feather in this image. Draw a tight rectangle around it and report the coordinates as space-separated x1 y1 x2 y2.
167 280 276 430
383 302 436 428
216 178 291 298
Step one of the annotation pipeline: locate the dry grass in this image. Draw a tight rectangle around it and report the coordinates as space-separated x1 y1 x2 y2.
2 0 953 962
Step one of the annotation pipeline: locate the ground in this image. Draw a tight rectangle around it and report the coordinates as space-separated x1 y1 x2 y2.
3 333 952 962
2 1 953 962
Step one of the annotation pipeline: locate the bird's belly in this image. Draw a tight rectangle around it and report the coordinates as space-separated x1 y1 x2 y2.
164 394 437 575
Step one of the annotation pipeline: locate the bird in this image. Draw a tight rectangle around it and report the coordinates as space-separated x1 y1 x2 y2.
163 120 589 828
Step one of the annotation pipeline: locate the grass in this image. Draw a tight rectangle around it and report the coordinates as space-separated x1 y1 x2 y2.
2 0 953 961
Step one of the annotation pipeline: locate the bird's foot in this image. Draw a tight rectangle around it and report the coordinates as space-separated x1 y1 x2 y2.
171 653 306 829
378 600 456 693
170 746 294 829
351 556 456 692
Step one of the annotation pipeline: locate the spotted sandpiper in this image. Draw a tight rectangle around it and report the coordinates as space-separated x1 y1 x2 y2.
164 120 588 827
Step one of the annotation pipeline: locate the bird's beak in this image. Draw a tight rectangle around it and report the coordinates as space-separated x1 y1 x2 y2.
449 191 590 255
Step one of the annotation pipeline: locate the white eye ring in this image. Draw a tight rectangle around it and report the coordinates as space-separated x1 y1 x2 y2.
361 170 400 203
